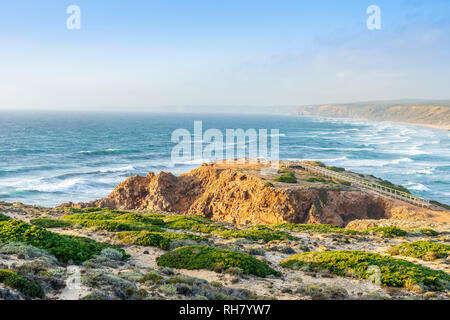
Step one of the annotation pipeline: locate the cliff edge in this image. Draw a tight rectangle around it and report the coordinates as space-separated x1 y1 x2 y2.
60 161 449 227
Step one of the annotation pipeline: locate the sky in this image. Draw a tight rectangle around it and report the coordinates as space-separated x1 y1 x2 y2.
0 0 449 111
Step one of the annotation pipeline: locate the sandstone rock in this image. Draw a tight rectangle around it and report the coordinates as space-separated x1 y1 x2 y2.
61 163 449 227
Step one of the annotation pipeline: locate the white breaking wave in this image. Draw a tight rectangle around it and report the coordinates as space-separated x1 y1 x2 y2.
325 157 412 167
99 165 135 173
403 182 431 192
15 177 89 193
76 149 122 154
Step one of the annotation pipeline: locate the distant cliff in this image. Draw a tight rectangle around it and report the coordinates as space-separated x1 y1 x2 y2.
295 102 450 130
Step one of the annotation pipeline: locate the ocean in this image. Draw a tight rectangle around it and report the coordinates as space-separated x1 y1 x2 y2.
0 111 449 207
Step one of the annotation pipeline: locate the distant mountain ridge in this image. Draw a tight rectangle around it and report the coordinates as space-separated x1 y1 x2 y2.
295 100 450 130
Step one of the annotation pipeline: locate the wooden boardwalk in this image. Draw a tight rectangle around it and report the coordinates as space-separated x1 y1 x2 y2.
295 162 431 208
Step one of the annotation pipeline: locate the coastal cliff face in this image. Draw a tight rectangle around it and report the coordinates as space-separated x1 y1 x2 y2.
295 104 450 130
61 164 394 226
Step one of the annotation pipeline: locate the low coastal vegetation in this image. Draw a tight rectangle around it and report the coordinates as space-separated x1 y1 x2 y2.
0 213 11 221
367 175 411 194
37 209 296 244
160 216 296 243
0 219 126 264
302 161 326 167
326 166 345 173
377 179 411 194
281 250 450 291
163 215 224 233
0 269 44 298
30 218 73 228
430 200 450 210
157 245 281 277
388 241 450 261
366 226 407 238
1 200 450 300
302 177 332 183
117 231 208 250
32 212 165 232
269 223 359 234
274 171 297 183
408 228 439 236
214 226 296 242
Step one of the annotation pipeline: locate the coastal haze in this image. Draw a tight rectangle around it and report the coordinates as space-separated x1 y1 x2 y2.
1 1 450 109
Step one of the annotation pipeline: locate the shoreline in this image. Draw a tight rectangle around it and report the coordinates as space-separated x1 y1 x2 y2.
375 119 450 131
296 114 450 131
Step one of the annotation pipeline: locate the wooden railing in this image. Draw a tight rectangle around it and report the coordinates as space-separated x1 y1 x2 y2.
295 162 430 208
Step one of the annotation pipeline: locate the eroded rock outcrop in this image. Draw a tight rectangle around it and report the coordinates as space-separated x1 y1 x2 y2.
61 163 397 226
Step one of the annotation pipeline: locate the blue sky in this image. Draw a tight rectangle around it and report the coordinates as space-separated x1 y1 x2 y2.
0 0 449 110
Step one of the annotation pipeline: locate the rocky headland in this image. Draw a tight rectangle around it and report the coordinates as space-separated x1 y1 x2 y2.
0 160 449 300
61 160 450 227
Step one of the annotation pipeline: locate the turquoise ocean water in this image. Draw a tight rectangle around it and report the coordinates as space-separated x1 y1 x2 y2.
0 111 448 207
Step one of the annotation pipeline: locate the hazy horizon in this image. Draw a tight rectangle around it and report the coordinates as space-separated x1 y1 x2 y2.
1 98 449 114
1 1 450 110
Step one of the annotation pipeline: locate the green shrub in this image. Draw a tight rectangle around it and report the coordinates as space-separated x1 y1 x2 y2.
318 190 328 204
75 219 163 232
0 220 126 264
0 269 44 298
274 171 297 183
264 182 274 188
388 241 450 261
303 161 326 167
117 213 165 225
430 200 450 210
143 213 166 218
60 211 164 232
63 211 121 220
117 231 207 250
409 228 439 236
375 179 411 194
68 207 121 213
367 227 407 238
281 250 450 291
326 166 345 172
0 213 11 221
66 207 130 214
30 218 73 228
214 226 295 242
335 179 351 186
140 272 163 284
163 215 225 233
157 246 281 277
271 223 359 234
302 177 330 183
